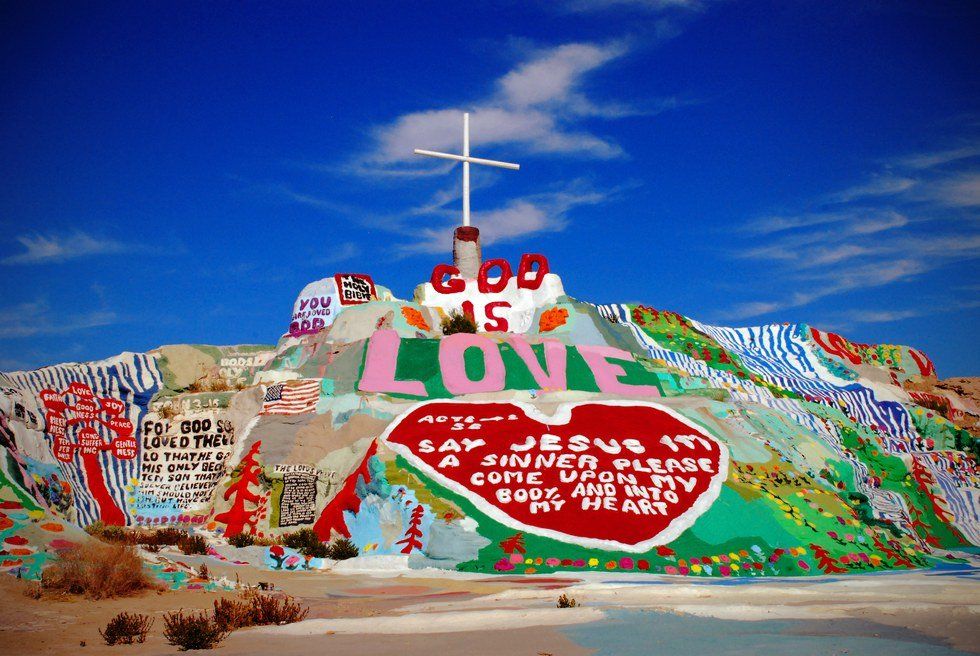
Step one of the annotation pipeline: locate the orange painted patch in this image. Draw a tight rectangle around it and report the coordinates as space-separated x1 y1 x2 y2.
9 548 32 556
40 522 64 532
1 559 23 567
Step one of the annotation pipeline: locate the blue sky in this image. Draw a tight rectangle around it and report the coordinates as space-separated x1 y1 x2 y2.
1 1 978 375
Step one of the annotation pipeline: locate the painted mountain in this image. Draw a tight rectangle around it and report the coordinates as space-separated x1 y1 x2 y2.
1 256 977 580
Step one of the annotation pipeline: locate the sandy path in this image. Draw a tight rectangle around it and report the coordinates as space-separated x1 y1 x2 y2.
1 564 977 655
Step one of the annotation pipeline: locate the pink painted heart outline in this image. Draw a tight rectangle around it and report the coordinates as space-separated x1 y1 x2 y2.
380 399 729 553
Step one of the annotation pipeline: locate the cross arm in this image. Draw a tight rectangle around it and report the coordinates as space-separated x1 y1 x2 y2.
413 149 520 171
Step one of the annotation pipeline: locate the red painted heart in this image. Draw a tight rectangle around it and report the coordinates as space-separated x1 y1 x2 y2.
381 401 728 552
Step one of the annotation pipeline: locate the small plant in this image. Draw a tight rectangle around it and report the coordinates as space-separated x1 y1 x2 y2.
163 610 229 651
441 310 478 336
248 592 309 625
281 529 328 558
212 597 251 631
43 542 156 599
227 533 255 548
326 537 359 561
100 612 154 645
197 563 210 581
153 527 189 546
178 534 209 555
23 581 43 599
212 590 308 630
85 521 129 544
557 593 578 608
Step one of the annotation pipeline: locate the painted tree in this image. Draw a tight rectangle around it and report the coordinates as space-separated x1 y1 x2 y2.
396 503 425 554
909 456 957 525
40 382 137 525
498 532 526 556
871 533 913 569
313 442 378 540
808 543 847 574
214 441 263 537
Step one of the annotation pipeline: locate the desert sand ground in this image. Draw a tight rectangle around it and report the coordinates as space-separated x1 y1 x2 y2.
1 553 978 656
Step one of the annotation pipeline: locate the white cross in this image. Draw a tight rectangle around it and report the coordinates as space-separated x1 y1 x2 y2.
414 112 520 228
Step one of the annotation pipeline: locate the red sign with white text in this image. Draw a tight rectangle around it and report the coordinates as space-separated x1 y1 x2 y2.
381 401 728 551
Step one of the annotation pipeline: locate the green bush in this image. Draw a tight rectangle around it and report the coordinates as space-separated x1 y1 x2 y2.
163 611 229 651
440 311 477 335
281 529 327 558
326 538 359 560
100 612 154 645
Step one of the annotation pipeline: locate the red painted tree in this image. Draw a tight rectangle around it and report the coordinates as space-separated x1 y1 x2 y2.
40 382 137 526
214 441 263 537
396 503 425 554
871 533 914 569
808 543 847 574
499 532 526 556
909 456 956 525
313 442 378 540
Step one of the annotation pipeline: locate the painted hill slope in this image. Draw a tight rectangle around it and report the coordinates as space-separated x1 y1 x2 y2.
0 258 977 580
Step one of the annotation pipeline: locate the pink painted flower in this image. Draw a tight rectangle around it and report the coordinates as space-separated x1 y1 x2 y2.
719 565 731 576
619 557 634 570
664 565 678 575
546 557 560 566
510 553 524 564
797 560 809 570
494 558 515 571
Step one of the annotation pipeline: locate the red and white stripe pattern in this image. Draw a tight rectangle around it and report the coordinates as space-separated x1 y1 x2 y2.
261 380 320 415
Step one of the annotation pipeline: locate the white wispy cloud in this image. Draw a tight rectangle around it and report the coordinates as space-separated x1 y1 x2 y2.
725 135 980 321
0 299 118 339
395 183 610 255
355 40 683 173
1 232 133 265
315 241 361 265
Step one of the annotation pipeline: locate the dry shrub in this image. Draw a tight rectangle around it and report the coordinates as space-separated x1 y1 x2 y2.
557 593 578 608
44 542 156 599
23 581 43 599
85 521 129 544
213 590 308 630
227 533 254 548
178 534 209 555
152 527 188 546
100 612 154 645
163 610 229 651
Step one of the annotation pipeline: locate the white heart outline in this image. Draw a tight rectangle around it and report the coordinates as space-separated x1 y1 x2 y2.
379 399 729 553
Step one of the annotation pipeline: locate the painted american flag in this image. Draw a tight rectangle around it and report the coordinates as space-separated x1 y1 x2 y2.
261 380 321 415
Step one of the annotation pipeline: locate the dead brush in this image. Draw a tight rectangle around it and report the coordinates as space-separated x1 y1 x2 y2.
99 612 154 645
213 590 308 630
177 534 209 555
557 593 578 608
163 610 229 651
43 542 156 599
22 580 43 599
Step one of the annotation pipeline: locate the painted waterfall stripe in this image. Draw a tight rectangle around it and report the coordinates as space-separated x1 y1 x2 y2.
380 399 729 552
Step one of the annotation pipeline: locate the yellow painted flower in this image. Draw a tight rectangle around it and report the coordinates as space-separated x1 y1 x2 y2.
588 557 599 567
